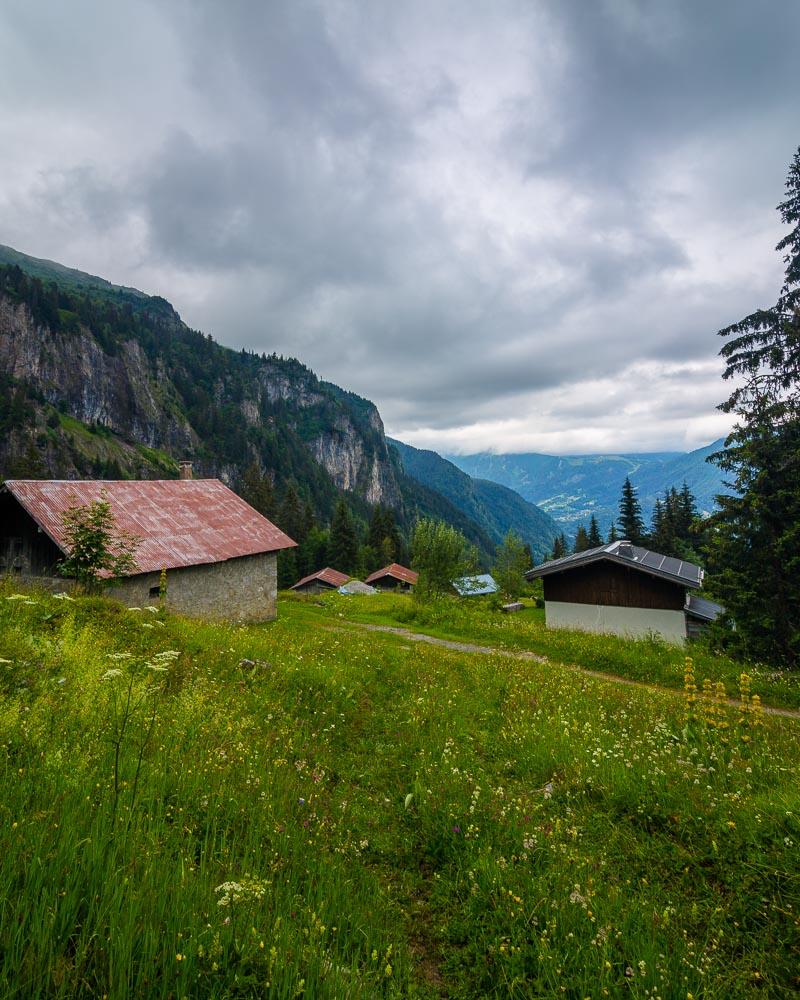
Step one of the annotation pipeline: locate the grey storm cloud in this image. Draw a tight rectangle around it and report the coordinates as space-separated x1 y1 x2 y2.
1 0 799 453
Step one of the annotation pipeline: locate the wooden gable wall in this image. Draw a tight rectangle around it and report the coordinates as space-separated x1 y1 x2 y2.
542 560 686 610
0 493 63 576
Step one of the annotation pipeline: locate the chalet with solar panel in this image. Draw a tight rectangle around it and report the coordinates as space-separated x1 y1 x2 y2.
0 472 296 621
525 540 723 644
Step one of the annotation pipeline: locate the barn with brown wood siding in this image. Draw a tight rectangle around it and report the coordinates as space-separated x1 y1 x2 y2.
526 540 722 643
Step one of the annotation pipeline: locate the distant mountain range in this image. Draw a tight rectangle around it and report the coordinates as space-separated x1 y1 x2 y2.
445 441 729 536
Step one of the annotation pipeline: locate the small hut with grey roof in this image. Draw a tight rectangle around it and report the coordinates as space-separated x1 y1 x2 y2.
526 540 722 644
0 477 296 621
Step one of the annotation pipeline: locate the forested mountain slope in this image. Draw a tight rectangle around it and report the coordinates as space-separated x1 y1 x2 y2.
389 438 560 561
0 244 498 558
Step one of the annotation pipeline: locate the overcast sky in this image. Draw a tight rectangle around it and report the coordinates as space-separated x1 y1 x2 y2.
1 1 798 455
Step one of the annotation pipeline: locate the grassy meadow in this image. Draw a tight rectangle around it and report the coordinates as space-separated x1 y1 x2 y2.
1 584 799 998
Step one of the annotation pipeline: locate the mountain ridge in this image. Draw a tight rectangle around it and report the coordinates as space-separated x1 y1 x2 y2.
445 440 728 534
0 243 506 563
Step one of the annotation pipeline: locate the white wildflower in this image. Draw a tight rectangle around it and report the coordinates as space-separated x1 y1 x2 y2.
101 669 123 681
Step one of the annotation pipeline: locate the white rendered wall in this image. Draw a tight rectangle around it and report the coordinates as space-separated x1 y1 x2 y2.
545 601 687 644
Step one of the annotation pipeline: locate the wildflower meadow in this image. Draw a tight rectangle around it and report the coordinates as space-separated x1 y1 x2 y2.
0 584 798 997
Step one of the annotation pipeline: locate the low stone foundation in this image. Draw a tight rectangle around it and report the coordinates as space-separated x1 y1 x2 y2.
6 551 279 622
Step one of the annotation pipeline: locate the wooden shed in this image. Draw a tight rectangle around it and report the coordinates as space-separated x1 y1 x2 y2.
365 563 418 592
291 567 350 594
526 540 722 644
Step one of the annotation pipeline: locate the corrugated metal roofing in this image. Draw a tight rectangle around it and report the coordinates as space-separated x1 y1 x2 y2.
525 539 703 589
685 594 725 622
452 573 499 597
4 479 296 576
291 567 350 590
365 562 419 585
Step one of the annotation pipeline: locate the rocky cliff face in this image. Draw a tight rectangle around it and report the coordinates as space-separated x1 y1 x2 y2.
0 297 197 454
0 283 402 513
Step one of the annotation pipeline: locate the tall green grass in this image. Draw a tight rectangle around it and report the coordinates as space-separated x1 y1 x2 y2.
287 591 800 711
1 584 799 997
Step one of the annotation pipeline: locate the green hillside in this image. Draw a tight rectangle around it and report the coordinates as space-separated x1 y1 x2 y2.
389 438 560 561
0 243 151 307
1 584 798 997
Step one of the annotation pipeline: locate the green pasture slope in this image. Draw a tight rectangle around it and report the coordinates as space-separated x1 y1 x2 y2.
0 585 798 998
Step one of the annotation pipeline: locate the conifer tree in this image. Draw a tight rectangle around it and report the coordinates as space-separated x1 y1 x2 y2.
239 462 274 518
328 499 358 575
708 145 800 664
617 477 645 544
550 534 565 560
367 505 402 565
650 496 667 551
278 548 298 590
587 515 602 548
277 484 307 545
573 525 590 553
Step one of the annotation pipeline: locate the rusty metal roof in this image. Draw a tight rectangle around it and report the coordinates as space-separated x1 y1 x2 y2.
291 567 350 590
525 539 702 589
365 563 419 585
4 479 296 575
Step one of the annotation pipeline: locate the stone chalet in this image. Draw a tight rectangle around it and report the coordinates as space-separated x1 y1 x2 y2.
525 540 723 644
0 478 296 621
365 563 418 592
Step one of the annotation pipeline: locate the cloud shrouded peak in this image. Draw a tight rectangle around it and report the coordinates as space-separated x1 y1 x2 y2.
1 0 798 454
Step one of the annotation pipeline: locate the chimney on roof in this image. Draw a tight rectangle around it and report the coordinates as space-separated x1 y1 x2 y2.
617 541 633 558
179 460 193 481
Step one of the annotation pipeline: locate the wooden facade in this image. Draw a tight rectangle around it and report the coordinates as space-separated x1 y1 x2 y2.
0 492 62 576
542 561 686 611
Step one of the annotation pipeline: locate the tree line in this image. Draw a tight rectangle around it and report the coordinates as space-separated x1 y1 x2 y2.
549 478 704 562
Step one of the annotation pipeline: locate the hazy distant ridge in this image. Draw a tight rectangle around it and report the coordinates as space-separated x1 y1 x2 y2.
445 440 728 534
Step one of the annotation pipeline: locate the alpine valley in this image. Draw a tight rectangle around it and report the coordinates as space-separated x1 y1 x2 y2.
0 243 727 560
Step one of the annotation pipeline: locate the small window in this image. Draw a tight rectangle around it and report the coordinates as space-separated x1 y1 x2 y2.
149 585 160 597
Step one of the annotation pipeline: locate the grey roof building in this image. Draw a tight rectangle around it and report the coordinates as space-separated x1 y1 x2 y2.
526 540 722 644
